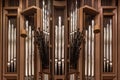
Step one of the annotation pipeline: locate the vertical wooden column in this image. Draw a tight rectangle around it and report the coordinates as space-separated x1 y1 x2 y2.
113 8 118 80
79 8 84 80
0 0 2 79
19 0 25 80
36 8 41 80
118 0 120 79
95 13 101 80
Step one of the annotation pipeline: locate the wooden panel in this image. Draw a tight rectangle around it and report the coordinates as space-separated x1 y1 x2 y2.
0 0 2 79
118 0 120 80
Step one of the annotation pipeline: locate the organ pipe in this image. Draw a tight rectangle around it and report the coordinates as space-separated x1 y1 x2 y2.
8 20 11 71
54 16 64 75
7 19 17 72
84 20 95 79
91 20 94 77
110 19 112 71
85 30 88 76
103 18 113 72
25 20 35 79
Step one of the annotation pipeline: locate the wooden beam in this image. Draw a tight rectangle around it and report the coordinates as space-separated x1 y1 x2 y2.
118 0 120 80
53 1 66 7
21 6 38 15
82 5 99 15
0 0 2 79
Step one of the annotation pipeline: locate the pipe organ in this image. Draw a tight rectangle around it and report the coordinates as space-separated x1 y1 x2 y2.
0 0 119 80
24 17 35 80
42 0 50 44
7 17 17 72
103 17 113 72
70 0 78 44
85 19 95 80
54 16 65 75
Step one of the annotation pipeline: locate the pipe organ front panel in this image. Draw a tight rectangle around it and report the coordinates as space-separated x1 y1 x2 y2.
24 17 35 80
103 16 113 72
85 18 95 80
0 0 119 80
7 16 17 73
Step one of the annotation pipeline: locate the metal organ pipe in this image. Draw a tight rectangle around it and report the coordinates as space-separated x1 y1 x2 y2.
11 24 14 72
14 28 16 72
8 20 11 71
104 27 106 72
58 16 61 60
106 24 109 72
28 26 32 76
25 21 28 77
55 26 57 75
110 19 112 71
88 25 91 77
62 25 64 59
85 20 95 79
25 20 35 79
91 20 94 77
103 18 113 72
7 19 17 72
62 25 64 74
54 16 64 75
85 30 88 77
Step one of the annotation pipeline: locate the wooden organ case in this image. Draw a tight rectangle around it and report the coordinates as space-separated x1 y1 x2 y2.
0 0 119 80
